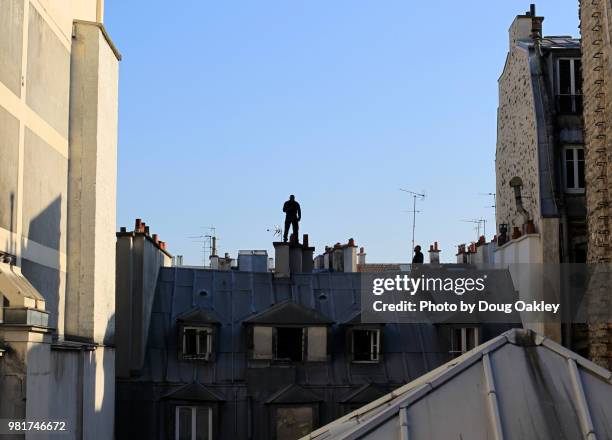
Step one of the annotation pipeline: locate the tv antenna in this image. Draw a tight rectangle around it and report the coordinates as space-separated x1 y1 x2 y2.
462 218 487 240
188 226 217 266
266 225 282 239
400 188 426 260
479 192 496 219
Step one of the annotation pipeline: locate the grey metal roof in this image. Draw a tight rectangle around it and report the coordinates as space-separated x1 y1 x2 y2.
243 300 334 325
176 307 221 325
162 382 224 402
302 328 612 440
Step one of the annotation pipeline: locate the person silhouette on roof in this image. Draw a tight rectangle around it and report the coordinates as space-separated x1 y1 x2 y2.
283 195 301 242
412 245 424 264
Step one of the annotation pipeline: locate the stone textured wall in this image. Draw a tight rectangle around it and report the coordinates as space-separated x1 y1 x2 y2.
496 45 542 235
580 0 612 369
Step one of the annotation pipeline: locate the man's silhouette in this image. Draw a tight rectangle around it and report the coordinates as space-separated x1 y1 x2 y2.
283 195 301 242
412 245 424 264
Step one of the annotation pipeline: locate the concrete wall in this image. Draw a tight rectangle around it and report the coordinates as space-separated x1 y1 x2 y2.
115 231 172 378
65 21 119 344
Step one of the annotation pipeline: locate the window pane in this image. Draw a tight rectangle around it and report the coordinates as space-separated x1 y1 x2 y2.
253 326 273 360
574 59 582 95
197 330 209 355
566 148 574 161
465 328 476 351
275 328 304 361
177 407 192 440
558 60 571 94
566 159 575 189
195 407 210 440
578 158 585 189
184 329 197 356
276 407 313 440
353 330 373 361
577 148 584 161
307 326 327 361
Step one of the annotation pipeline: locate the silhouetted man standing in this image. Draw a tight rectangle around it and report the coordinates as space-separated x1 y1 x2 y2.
412 245 424 264
283 195 301 242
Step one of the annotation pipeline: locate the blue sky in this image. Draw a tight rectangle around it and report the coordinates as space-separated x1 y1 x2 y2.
105 1 580 264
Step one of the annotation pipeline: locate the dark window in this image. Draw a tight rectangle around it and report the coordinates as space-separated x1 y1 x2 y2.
182 327 212 360
175 406 212 440
450 327 480 357
557 58 582 114
275 327 304 361
352 329 380 362
564 146 585 192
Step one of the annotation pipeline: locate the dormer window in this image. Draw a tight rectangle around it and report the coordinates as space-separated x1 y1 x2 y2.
244 301 333 363
351 329 380 362
182 326 213 360
176 308 220 362
450 326 480 357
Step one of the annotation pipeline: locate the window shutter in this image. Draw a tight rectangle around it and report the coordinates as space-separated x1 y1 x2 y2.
253 326 273 359
306 326 327 361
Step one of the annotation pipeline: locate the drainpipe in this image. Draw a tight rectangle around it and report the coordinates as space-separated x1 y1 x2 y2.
509 177 531 224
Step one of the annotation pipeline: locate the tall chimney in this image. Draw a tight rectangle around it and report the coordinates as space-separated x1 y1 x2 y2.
429 242 441 264
508 4 543 49
357 246 366 266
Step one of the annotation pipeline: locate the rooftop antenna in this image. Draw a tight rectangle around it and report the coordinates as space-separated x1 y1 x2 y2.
479 192 496 220
266 225 282 239
400 188 426 260
188 225 217 266
462 219 487 240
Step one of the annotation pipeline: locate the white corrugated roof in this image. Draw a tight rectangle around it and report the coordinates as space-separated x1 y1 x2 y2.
303 328 612 440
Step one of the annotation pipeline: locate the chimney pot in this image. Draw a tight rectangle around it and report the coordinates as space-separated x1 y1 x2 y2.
348 238 355 247
144 226 150 235
153 234 159 243
303 234 309 247
359 247 365 253
120 226 126 233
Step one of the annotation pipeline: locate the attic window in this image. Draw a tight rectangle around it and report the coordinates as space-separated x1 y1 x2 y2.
251 326 328 362
275 327 305 361
351 329 380 363
450 327 480 357
275 406 314 440
175 406 212 440
181 326 213 360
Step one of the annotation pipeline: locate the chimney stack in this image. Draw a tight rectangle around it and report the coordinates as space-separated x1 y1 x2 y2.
428 242 441 264
509 4 544 49
357 246 366 266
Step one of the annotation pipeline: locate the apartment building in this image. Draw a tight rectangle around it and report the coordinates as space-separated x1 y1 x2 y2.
0 1 119 436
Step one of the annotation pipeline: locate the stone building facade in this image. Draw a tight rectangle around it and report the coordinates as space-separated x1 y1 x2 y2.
0 0 119 437
579 0 612 369
496 7 586 266
495 6 587 348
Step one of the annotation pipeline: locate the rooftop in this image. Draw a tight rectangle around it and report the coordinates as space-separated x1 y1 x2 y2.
303 328 612 439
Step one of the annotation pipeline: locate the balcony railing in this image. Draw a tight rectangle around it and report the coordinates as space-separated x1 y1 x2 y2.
556 94 583 115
